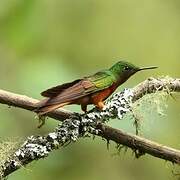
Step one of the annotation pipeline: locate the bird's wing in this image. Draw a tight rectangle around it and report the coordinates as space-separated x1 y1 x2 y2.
41 79 82 97
39 70 116 106
87 70 116 91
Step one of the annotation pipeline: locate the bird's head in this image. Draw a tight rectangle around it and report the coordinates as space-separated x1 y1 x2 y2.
110 61 157 83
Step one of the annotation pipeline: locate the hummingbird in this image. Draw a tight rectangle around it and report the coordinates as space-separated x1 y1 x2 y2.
36 61 157 116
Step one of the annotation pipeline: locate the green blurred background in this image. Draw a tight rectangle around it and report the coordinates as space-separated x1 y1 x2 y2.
0 0 180 179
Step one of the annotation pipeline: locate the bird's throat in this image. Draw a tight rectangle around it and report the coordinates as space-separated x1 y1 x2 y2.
116 77 127 87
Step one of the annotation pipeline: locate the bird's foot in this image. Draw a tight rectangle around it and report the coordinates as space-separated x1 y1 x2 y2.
96 101 105 111
102 105 107 111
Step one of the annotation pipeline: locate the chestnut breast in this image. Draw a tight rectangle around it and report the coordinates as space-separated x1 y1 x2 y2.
91 83 118 102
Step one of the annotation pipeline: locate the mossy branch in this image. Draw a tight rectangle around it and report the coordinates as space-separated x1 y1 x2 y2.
0 77 180 178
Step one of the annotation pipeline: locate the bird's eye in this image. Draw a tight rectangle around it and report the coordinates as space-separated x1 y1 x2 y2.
124 66 129 71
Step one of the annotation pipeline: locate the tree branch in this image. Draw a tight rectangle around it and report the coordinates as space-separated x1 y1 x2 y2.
97 123 180 163
0 89 74 121
0 77 180 178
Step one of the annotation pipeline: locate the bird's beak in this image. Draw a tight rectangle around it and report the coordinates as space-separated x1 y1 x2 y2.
137 66 158 71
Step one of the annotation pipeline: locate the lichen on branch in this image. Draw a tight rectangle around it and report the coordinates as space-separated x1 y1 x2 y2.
0 77 179 178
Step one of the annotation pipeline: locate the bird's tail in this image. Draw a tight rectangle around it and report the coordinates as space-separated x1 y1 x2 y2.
35 100 69 116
